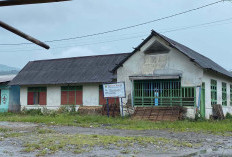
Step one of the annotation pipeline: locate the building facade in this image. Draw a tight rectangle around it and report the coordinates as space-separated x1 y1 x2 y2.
10 54 125 111
10 31 232 118
114 31 232 119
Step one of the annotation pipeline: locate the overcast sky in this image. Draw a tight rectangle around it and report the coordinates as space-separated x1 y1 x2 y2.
0 0 232 70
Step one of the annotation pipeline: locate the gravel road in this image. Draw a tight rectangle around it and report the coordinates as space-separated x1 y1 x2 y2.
0 121 231 157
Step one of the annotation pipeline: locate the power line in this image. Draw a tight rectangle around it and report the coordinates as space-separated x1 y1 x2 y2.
0 0 223 46
1 17 232 53
1 35 147 52
38 17 232 47
160 17 232 33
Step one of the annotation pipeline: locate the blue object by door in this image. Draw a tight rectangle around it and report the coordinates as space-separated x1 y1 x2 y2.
154 89 159 106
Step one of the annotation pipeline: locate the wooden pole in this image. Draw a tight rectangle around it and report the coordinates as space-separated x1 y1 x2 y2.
0 0 70 7
0 21 50 49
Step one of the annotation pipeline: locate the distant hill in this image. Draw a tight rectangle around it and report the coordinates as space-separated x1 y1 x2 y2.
0 64 20 75
0 64 19 71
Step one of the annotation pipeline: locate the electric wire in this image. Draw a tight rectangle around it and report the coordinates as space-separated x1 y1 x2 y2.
1 16 232 53
0 0 223 46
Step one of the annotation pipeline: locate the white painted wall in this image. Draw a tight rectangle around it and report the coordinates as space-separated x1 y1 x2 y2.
202 72 232 119
117 36 203 118
47 86 61 109
20 85 62 110
83 84 99 106
20 84 100 111
20 86 27 108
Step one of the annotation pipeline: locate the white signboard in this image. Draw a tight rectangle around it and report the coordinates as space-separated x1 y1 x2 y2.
103 82 126 98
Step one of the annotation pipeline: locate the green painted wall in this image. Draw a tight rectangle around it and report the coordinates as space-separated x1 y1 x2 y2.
0 86 9 112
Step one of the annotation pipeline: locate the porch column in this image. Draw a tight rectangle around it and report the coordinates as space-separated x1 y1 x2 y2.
131 79 134 107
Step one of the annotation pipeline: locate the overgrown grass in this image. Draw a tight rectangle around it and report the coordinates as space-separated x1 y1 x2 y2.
0 113 232 134
21 133 196 156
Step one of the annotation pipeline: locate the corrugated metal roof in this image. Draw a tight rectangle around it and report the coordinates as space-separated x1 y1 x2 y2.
0 74 16 83
113 30 232 79
159 33 232 78
10 53 130 85
10 30 232 86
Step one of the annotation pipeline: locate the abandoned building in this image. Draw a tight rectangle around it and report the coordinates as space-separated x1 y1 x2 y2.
10 30 232 119
0 75 20 112
10 54 126 110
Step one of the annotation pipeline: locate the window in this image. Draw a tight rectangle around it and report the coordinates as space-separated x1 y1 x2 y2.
230 85 232 106
99 85 119 105
133 80 195 106
144 41 170 54
222 82 227 106
61 86 82 105
211 80 217 105
28 87 47 105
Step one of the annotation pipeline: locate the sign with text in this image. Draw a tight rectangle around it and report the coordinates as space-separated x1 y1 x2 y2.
103 82 126 98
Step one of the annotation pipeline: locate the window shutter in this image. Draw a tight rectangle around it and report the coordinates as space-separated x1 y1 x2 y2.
28 92 34 105
68 91 75 105
39 92 47 105
99 90 107 105
76 90 83 105
108 98 119 105
61 91 68 105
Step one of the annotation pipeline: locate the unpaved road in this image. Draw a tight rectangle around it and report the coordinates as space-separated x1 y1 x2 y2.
0 121 232 157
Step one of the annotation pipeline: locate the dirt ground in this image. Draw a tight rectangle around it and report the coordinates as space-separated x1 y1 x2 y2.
0 121 232 157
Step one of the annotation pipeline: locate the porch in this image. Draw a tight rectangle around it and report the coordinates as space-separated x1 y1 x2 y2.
132 79 196 107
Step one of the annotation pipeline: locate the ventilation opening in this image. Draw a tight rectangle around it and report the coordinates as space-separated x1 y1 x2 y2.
144 40 170 54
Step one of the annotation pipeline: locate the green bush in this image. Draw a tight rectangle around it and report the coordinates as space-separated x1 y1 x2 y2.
56 105 78 115
42 107 57 117
225 113 232 119
21 108 43 116
56 106 70 114
20 106 78 116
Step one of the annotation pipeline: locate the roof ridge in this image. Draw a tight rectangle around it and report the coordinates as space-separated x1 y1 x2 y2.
32 52 130 62
153 31 232 77
157 32 230 71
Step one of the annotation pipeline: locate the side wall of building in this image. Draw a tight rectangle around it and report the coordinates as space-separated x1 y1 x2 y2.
9 85 20 112
203 72 232 119
0 85 9 112
117 36 204 118
20 84 101 110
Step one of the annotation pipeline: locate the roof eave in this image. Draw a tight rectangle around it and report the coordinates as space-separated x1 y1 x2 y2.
204 68 232 80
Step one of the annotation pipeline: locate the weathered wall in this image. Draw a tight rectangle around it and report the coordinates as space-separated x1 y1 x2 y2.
9 85 20 112
20 84 100 110
117 36 203 118
83 84 99 106
0 86 9 112
20 86 27 108
46 86 61 109
203 72 232 119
